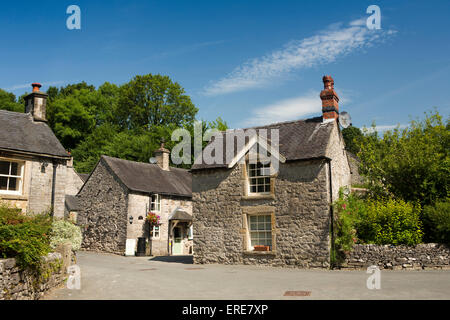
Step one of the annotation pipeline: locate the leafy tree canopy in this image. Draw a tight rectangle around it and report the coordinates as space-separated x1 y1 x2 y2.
357 110 449 206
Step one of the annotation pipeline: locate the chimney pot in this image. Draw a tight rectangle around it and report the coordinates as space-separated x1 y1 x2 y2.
154 141 170 171
320 75 339 121
32 83 42 92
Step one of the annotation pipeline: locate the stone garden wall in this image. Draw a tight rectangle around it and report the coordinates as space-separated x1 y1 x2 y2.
0 253 66 300
341 244 450 270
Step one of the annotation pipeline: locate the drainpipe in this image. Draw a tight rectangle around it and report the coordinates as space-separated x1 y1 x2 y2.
327 159 335 267
51 161 57 216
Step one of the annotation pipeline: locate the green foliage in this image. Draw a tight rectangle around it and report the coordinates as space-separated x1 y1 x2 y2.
422 199 450 244
342 126 363 155
116 74 198 131
50 219 82 251
0 204 52 270
333 193 423 253
0 89 23 113
357 110 449 206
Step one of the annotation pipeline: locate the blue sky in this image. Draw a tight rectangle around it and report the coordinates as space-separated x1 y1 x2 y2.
1 0 449 130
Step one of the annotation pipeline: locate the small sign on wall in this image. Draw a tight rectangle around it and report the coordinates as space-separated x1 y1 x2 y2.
125 239 136 256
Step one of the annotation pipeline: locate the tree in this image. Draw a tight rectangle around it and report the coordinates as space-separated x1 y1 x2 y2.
0 89 23 113
357 110 449 206
342 126 363 155
116 74 198 131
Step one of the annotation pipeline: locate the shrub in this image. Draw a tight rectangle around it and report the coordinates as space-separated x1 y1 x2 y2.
333 194 423 254
50 219 82 251
422 199 450 244
0 204 52 270
361 199 423 245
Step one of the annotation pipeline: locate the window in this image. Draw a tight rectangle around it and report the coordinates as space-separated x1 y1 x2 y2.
188 225 193 240
0 160 24 195
151 226 160 239
151 194 161 212
248 162 271 194
248 215 272 251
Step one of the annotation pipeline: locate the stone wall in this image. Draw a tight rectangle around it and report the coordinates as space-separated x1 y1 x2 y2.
27 158 67 218
0 155 67 218
326 122 352 201
347 152 365 186
65 166 84 196
77 159 128 255
0 253 66 300
193 159 332 268
127 193 192 256
341 244 450 270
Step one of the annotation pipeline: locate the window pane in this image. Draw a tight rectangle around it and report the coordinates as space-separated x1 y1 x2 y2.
0 177 7 190
265 215 271 222
10 162 18 176
250 216 257 223
9 178 18 191
257 185 264 193
0 162 9 175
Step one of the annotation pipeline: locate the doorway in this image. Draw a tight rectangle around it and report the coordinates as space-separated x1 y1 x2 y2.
172 226 183 255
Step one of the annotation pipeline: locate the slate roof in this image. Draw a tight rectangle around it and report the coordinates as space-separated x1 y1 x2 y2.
77 173 90 182
65 195 80 212
101 155 191 198
0 110 70 158
191 116 335 170
169 209 192 221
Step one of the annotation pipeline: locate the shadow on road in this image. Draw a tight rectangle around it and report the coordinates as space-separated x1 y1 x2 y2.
148 255 193 264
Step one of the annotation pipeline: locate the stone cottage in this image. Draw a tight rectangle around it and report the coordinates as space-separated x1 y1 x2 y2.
77 145 192 256
0 83 71 218
191 76 352 268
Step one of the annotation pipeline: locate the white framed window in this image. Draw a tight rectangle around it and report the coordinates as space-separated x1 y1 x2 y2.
248 215 272 251
150 194 161 212
0 160 24 195
188 225 193 240
248 162 271 195
151 225 160 239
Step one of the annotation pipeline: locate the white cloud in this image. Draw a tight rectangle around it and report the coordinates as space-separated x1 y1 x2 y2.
5 81 66 91
203 18 396 96
363 124 408 133
240 91 321 127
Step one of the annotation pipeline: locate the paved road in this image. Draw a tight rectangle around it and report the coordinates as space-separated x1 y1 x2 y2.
44 251 450 300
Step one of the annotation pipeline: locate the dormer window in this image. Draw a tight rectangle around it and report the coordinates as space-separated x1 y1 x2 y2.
248 162 271 195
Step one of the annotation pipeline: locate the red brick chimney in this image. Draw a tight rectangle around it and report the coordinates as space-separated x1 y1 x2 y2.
320 75 339 121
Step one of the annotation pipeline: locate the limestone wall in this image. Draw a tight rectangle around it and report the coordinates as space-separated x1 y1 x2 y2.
127 193 192 256
325 122 352 201
0 253 66 300
77 159 128 255
341 244 450 270
193 160 331 268
0 155 67 218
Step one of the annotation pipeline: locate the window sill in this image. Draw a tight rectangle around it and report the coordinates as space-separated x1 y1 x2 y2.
241 194 275 201
0 194 27 201
243 250 276 256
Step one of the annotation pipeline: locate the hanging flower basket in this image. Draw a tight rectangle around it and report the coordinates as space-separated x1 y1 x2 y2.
146 212 161 227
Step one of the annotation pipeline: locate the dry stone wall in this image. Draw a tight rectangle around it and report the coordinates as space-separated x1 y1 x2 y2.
342 244 450 270
0 253 66 300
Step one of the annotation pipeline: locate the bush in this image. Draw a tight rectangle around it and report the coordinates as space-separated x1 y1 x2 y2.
422 199 450 244
0 204 53 270
333 194 423 253
50 219 82 251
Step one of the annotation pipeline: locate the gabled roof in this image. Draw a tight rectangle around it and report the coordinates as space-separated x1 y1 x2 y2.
101 155 191 198
191 116 335 170
0 110 70 159
65 195 80 211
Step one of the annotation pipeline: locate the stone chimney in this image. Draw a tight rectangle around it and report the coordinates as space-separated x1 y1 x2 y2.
24 83 48 122
320 75 339 121
154 140 170 171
